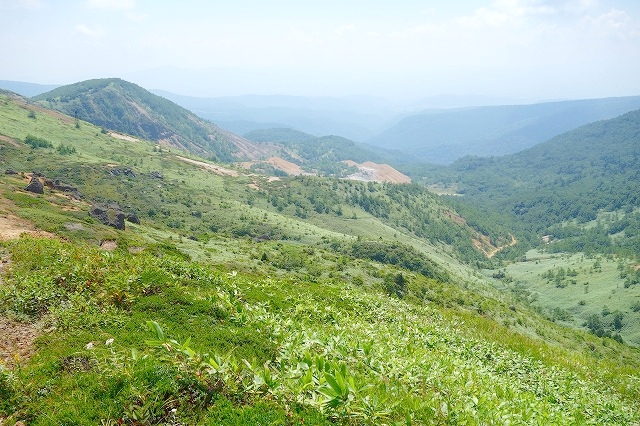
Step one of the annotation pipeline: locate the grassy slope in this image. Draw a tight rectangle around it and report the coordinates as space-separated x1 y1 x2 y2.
412 109 640 346
0 93 639 424
31 78 241 162
488 250 640 346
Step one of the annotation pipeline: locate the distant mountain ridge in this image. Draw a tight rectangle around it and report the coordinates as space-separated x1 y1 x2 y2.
369 96 640 164
242 127 407 176
152 89 396 142
32 78 271 162
439 107 640 250
0 80 59 97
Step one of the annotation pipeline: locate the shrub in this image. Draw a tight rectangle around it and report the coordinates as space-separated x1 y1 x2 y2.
24 134 53 149
56 144 77 155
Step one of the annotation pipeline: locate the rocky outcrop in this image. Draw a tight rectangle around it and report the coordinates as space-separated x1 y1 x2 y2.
89 203 126 230
25 176 44 194
109 168 136 178
126 213 140 224
43 179 83 200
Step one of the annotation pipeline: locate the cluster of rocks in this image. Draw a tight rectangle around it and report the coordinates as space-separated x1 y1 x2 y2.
89 203 140 230
109 168 136 178
12 169 141 231
21 173 84 200
44 179 83 200
108 168 163 180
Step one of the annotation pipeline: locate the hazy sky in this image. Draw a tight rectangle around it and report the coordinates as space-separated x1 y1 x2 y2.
1 0 639 101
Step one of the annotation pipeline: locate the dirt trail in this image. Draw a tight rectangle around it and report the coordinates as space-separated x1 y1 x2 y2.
0 201 51 370
176 155 239 176
487 234 518 258
109 131 139 142
0 134 21 147
0 248 39 370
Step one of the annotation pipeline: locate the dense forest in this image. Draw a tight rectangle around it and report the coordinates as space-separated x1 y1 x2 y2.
410 108 640 258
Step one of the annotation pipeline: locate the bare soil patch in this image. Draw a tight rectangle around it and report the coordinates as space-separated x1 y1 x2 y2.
0 214 55 241
0 134 21 147
239 157 309 176
176 156 239 177
344 161 411 184
109 132 139 142
0 196 56 241
99 240 118 251
473 234 518 259
0 317 38 369
266 157 309 176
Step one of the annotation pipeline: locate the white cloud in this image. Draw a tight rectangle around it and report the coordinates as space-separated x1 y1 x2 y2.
86 0 134 10
334 24 356 37
563 0 599 15
125 12 148 22
456 0 557 30
582 8 635 39
75 24 105 38
590 9 630 30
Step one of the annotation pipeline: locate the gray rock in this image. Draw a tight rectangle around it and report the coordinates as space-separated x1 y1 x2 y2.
44 179 83 200
109 168 136 178
25 176 44 194
89 203 125 230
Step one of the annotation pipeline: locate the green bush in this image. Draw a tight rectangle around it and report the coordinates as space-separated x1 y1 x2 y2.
24 134 53 149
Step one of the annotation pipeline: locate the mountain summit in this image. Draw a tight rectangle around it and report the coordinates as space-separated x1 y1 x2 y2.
33 78 267 161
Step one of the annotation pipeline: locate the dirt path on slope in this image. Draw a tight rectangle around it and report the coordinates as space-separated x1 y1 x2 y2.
486 234 518 258
0 202 52 370
176 155 240 176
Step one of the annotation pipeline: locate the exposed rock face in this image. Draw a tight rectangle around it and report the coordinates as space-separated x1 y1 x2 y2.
25 176 44 194
44 179 83 200
89 203 125 230
109 168 136 178
5 169 17 175
149 171 163 179
126 213 140 224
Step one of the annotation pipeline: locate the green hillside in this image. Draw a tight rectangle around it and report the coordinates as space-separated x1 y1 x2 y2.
370 96 640 164
32 78 256 162
1 92 640 424
409 108 640 346
243 128 405 176
436 108 640 251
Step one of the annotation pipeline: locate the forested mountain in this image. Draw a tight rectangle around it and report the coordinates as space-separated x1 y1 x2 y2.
243 128 406 174
420 108 640 255
32 78 270 162
369 96 640 164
